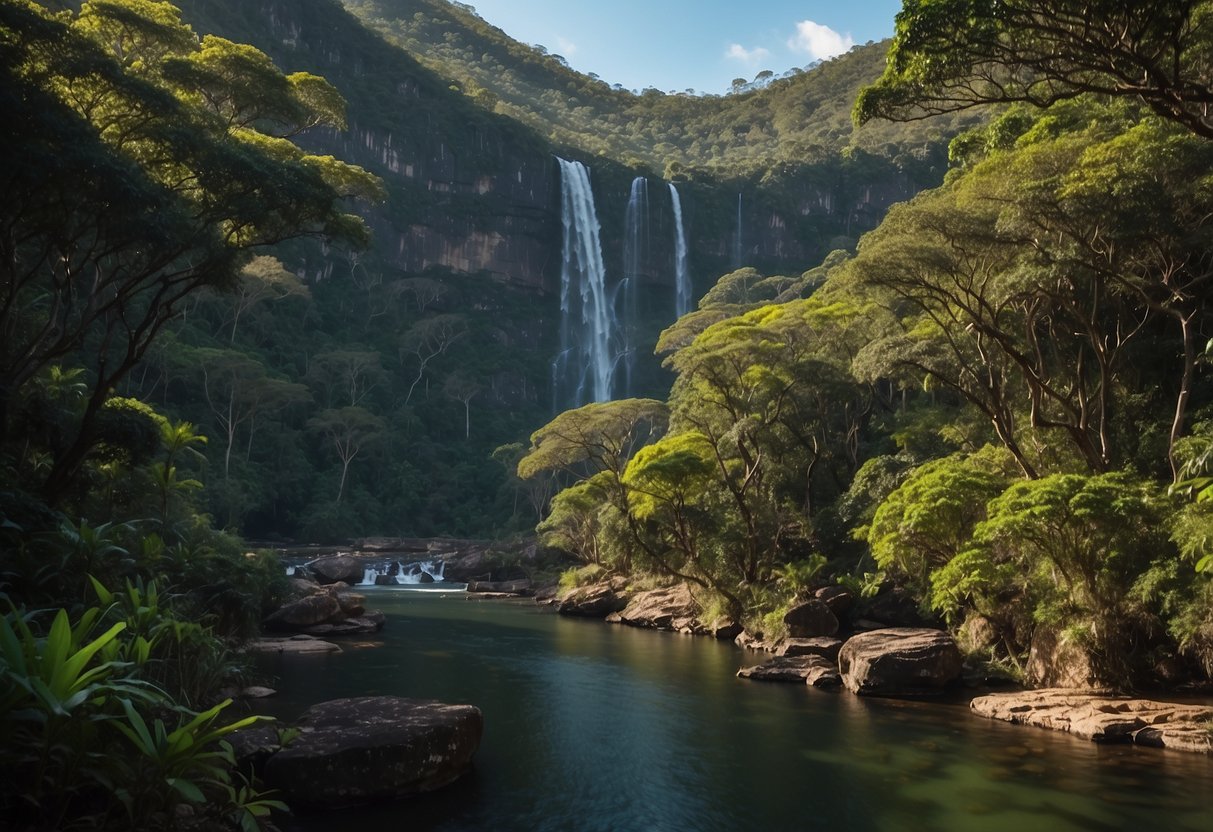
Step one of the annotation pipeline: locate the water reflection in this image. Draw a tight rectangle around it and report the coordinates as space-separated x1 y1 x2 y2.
264 591 1213 832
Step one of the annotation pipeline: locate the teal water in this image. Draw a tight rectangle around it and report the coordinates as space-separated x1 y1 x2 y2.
260 590 1213 832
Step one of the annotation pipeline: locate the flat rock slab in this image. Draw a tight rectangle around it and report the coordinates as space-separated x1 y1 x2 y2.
247 636 341 654
263 696 483 808
737 655 841 687
776 637 843 662
838 628 962 697
971 688 1213 754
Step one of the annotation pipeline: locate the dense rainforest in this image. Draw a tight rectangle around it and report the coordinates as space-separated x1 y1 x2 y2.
2 0 1213 829
517 1 1213 691
18 0 972 543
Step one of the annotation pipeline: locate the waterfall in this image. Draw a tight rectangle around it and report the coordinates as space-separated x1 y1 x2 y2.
555 158 617 408
669 183 691 318
733 192 743 268
355 559 449 586
621 177 647 397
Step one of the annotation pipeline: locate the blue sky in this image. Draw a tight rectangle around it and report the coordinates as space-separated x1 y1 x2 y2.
462 1 905 94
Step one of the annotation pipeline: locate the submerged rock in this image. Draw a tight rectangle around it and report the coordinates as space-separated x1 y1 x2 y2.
262 696 483 808
838 628 963 697
971 689 1213 754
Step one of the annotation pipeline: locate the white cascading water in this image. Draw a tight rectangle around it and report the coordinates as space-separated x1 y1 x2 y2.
669 183 691 318
356 559 447 586
554 158 616 408
620 176 647 397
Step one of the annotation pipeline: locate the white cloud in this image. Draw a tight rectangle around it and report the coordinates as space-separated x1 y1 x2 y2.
556 35 578 57
725 43 772 64
787 20 854 60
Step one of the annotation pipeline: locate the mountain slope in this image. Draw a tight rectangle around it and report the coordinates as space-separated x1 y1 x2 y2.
343 0 983 182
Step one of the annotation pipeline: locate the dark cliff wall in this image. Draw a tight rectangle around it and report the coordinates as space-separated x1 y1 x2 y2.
182 0 924 305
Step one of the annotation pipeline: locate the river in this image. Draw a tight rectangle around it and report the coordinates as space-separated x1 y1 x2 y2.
260 588 1213 832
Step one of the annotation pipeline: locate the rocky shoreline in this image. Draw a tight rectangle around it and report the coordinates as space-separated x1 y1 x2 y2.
533 575 1213 756
248 548 1211 818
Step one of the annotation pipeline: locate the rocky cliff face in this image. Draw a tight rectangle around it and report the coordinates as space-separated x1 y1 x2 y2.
183 0 927 302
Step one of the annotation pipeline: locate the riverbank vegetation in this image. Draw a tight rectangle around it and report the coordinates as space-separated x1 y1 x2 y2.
1 0 374 826
521 1 1213 690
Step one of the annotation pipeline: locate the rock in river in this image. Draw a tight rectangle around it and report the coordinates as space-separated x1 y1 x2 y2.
262 696 483 808
309 555 365 586
838 628 962 697
970 688 1213 754
263 594 342 631
737 654 841 687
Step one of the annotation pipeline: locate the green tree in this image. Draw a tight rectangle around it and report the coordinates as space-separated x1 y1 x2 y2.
307 406 385 504
855 0 1213 140
0 0 381 502
868 450 1014 593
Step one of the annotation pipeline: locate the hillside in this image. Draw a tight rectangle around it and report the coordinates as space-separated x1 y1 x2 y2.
343 0 984 183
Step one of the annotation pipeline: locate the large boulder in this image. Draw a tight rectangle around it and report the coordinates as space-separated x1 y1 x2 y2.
783 599 839 638
309 555 365 586
618 584 700 631
263 594 342 631
335 591 366 617
287 576 322 597
262 696 483 808
264 586 386 635
838 628 963 697
557 579 631 617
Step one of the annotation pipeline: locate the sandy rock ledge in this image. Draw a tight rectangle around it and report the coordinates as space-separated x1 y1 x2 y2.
970 688 1213 754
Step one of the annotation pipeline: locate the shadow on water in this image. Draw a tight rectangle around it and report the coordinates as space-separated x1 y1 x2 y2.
264 592 1213 832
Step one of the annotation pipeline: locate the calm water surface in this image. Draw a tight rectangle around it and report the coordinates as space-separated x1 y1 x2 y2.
259 589 1213 832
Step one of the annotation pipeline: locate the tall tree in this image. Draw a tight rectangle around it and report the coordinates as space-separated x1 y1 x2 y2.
855 0 1213 140
308 406 384 504
0 0 381 502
